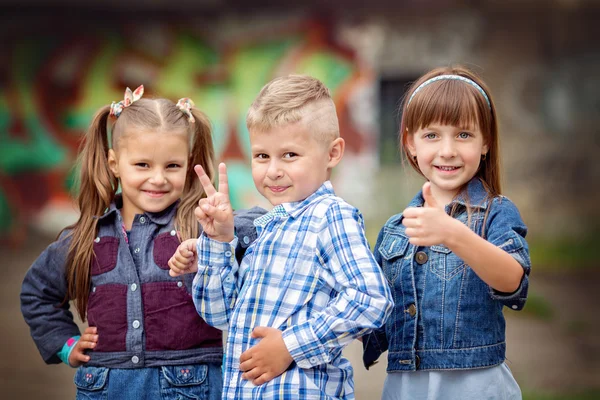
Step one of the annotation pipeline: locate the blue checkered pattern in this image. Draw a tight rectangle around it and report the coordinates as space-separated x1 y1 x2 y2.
192 181 393 399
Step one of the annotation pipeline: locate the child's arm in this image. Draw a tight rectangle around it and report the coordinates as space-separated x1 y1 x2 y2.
403 182 529 295
20 236 83 364
187 163 239 330
239 202 393 384
362 227 391 369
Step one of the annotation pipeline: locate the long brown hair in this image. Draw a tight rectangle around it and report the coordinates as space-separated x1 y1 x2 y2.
399 66 501 231
62 97 214 320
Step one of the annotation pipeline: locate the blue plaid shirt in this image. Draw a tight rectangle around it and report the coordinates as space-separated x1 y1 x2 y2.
192 181 393 399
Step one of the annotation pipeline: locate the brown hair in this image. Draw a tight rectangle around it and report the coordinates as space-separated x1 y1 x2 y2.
399 66 501 231
246 75 339 143
62 97 214 320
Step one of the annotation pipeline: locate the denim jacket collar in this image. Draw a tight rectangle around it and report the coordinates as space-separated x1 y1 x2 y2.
97 195 179 226
407 178 491 211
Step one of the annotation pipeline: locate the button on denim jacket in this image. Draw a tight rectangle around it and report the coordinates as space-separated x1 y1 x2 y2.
21 196 265 369
363 178 531 371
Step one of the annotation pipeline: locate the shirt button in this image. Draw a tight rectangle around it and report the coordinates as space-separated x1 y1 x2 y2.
243 236 250 245
177 281 183 287
92 287 96 293
415 251 428 264
511 305 518 309
408 304 417 317
130 283 137 292
134 248 140 254
225 251 232 257
309 357 318 365
139 217 146 224
131 355 139 364
94 237 100 243
170 230 177 236
132 320 140 329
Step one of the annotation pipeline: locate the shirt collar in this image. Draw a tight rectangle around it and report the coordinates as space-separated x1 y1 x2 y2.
254 181 335 228
407 178 491 210
97 194 179 226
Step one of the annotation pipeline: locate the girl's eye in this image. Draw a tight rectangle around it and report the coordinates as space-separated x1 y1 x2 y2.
136 163 149 168
167 163 181 169
424 133 437 140
283 152 297 159
458 132 471 139
254 153 268 160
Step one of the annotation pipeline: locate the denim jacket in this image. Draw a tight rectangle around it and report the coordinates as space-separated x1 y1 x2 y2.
21 196 265 369
363 178 531 371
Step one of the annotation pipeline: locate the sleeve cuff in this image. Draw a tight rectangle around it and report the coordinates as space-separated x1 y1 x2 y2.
57 336 80 367
282 323 330 369
196 234 238 270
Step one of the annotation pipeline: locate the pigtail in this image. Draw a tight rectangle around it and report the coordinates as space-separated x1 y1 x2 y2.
61 105 118 320
175 108 215 241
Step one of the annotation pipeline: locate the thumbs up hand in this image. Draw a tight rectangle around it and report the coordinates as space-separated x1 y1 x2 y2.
402 182 459 247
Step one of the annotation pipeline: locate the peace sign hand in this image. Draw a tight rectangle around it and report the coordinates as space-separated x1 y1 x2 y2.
195 163 234 243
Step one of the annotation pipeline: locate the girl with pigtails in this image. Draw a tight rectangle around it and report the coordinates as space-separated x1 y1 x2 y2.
21 86 265 399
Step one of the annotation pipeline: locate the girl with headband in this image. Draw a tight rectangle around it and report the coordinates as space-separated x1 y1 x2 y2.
21 86 265 399
362 66 531 399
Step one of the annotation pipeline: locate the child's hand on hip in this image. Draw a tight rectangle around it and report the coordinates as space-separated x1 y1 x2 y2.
194 163 234 243
69 326 98 367
168 238 198 277
402 182 461 247
239 327 293 386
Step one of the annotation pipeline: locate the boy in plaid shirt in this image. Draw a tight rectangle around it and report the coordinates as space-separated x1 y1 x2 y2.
169 75 393 399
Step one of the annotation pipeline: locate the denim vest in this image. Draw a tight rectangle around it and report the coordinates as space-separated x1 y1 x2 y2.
363 178 531 371
21 196 265 368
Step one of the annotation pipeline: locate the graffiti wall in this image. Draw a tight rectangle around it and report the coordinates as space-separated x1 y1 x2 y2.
0 19 377 243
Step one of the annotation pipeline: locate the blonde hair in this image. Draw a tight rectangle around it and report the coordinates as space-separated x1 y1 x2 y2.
246 75 339 143
62 97 214 320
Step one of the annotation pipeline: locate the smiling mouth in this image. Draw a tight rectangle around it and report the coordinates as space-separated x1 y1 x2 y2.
435 166 461 171
143 190 168 198
268 186 289 193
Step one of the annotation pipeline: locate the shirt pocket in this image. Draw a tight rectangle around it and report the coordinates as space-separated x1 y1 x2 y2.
91 237 119 276
153 230 181 270
430 245 466 281
377 231 410 282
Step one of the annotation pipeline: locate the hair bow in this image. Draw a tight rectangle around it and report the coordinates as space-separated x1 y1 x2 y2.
176 98 195 123
110 85 144 117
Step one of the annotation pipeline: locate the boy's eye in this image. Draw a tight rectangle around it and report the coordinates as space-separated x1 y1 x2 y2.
254 153 269 160
458 132 471 139
424 133 437 140
136 163 149 168
283 152 297 159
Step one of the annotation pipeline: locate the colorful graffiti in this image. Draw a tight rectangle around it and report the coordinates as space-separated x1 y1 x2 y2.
0 20 376 243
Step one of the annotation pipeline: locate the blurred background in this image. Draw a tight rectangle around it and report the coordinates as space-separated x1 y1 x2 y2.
1 0 598 399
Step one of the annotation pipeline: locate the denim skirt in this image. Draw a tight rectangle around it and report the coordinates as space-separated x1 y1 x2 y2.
73 362 222 400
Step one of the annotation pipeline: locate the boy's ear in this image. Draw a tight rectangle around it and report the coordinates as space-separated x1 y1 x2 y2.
108 149 120 178
327 138 345 169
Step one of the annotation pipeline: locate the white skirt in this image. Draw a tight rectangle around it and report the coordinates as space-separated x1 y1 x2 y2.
382 363 522 400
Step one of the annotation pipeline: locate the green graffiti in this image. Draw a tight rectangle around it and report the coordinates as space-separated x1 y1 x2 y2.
0 26 367 238
0 185 11 234
0 39 66 174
